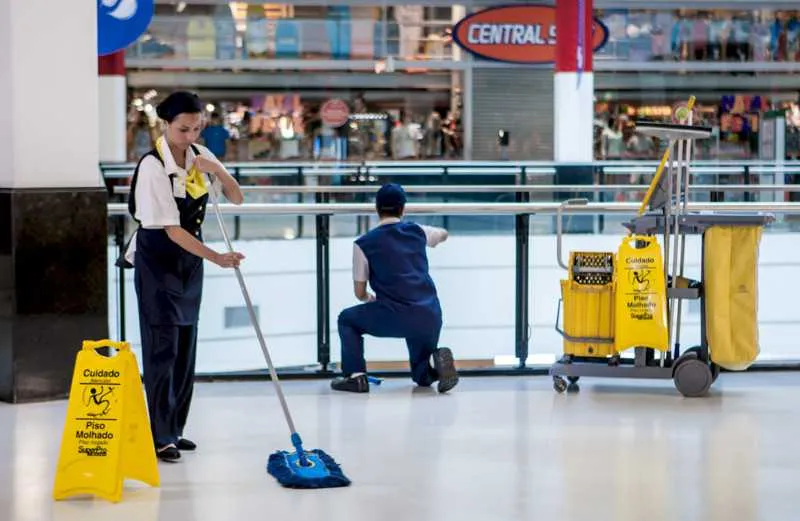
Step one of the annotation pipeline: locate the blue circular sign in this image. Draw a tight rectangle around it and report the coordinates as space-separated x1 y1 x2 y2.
97 0 154 56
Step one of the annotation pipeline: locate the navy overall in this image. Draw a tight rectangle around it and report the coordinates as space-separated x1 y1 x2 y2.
127 145 208 448
338 221 442 385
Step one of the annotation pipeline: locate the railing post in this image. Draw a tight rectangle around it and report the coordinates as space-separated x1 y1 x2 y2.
233 167 241 240
514 186 531 369
296 168 304 238
316 191 332 372
598 166 606 233
114 215 126 341
744 165 752 202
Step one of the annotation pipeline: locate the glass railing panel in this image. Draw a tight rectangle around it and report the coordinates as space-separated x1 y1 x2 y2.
109 198 800 374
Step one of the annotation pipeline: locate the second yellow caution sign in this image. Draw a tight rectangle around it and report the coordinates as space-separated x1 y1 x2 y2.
53 340 159 503
614 235 669 353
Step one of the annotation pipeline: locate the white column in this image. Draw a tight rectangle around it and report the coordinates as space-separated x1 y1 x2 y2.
554 73 595 162
99 53 128 163
0 0 100 188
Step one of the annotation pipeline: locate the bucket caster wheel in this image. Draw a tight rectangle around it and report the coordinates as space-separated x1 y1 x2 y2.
674 358 713 398
566 376 580 393
553 376 567 394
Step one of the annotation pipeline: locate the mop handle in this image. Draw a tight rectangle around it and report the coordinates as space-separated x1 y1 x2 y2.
205 176 299 438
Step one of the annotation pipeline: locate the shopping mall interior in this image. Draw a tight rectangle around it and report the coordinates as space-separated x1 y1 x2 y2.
3 1 800 521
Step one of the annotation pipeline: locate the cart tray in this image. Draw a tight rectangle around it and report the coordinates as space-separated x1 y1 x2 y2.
550 358 674 380
624 212 775 236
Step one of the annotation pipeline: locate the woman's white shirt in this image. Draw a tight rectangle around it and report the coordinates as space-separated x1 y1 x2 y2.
124 139 223 265
133 138 222 229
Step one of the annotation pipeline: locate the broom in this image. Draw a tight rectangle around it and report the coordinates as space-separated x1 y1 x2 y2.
205 174 351 489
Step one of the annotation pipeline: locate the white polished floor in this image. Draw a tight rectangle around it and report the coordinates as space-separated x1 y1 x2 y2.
2 373 799 521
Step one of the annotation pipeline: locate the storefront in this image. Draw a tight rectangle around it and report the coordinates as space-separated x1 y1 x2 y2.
126 88 459 163
594 93 800 161
122 3 800 163
595 7 800 64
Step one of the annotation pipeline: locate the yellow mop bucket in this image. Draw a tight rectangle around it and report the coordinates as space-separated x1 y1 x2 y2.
557 251 617 358
614 235 669 353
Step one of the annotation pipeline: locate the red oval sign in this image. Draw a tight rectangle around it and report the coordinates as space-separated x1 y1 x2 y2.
452 5 608 65
320 99 350 128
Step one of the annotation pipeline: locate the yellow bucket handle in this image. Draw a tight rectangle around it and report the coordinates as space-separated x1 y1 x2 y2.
621 234 656 248
82 340 131 352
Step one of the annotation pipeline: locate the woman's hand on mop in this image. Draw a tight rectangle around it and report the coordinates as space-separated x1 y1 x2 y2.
194 156 223 176
213 251 245 268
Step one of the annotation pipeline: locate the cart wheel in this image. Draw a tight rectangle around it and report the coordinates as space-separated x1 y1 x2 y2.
553 376 567 394
673 358 713 398
711 363 721 383
566 382 580 393
568 376 580 384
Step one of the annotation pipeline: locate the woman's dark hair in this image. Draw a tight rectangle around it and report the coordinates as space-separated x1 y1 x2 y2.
156 91 203 123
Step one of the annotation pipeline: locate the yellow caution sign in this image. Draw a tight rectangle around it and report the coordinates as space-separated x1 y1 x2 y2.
614 235 669 353
53 340 159 503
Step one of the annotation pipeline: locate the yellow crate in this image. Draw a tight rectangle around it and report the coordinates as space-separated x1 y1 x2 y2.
560 251 617 358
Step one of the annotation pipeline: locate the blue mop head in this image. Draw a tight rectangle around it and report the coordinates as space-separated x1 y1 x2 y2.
267 434 351 489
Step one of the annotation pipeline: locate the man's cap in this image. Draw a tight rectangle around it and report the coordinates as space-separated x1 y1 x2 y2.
375 183 407 211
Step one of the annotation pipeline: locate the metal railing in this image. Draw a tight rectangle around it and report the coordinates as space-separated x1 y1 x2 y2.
102 158 800 243
106 194 799 377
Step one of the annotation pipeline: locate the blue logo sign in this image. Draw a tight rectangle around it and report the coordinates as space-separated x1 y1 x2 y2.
97 0 154 56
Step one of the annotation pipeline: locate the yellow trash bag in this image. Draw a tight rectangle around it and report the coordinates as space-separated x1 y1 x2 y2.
704 226 762 370
614 235 669 353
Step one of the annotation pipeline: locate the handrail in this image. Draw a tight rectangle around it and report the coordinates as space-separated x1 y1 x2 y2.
106 201 798 217
99 159 800 169
110 183 800 196
99 160 800 179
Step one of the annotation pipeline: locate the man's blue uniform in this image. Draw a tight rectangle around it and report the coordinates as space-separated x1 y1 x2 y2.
333 183 458 393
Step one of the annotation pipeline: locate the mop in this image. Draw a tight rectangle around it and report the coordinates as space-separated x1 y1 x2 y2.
205 175 351 489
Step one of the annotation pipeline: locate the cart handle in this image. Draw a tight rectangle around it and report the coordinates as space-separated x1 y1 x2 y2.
557 198 589 271
554 298 615 345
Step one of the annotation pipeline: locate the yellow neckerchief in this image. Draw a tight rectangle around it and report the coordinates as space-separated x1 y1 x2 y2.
155 138 208 200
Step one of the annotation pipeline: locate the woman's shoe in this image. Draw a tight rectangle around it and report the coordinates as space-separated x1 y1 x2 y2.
156 444 180 462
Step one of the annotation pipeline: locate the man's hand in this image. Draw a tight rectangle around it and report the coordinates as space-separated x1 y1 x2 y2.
354 281 374 302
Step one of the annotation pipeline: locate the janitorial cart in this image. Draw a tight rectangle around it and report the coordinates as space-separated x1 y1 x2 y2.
550 117 774 397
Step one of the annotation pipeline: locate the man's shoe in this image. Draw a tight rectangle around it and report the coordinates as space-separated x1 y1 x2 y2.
433 347 459 393
177 438 196 451
331 374 370 393
156 444 181 462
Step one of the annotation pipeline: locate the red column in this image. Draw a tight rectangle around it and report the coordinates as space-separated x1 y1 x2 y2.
99 50 125 77
553 0 595 162
555 0 594 74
